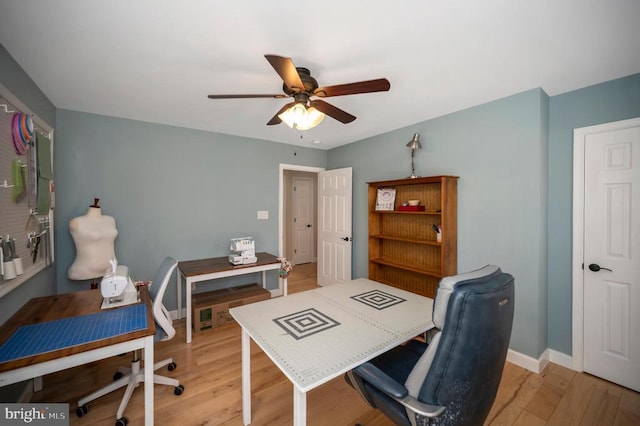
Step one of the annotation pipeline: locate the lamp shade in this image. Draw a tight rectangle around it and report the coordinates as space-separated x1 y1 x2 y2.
406 133 422 150
279 103 325 130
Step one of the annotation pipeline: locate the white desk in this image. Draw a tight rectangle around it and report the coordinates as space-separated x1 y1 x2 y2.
176 252 287 343
230 278 434 426
0 288 156 426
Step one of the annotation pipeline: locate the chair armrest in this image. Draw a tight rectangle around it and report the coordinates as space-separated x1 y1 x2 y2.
354 363 408 398
353 363 446 418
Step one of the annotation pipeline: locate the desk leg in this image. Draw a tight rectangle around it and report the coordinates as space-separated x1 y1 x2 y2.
176 270 183 320
186 277 192 344
241 329 252 426
143 335 154 426
283 276 288 296
293 386 307 426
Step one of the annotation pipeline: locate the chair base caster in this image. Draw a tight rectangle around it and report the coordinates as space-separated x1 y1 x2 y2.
76 405 88 417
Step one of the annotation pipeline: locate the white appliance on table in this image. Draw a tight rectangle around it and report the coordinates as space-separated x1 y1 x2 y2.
100 259 138 308
228 237 257 265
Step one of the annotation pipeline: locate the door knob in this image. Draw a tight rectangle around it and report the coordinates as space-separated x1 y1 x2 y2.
307 224 312 228
588 263 612 272
341 237 351 242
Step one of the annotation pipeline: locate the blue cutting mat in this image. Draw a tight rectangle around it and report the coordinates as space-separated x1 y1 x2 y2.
0 304 148 363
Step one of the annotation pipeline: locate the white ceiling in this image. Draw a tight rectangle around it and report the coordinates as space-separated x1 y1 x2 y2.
1 1 639 150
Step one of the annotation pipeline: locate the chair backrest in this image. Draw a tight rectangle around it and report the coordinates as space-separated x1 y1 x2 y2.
405 265 515 425
151 257 178 342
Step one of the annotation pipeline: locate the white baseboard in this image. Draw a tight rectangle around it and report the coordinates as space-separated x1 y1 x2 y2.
507 349 548 373
507 348 574 374
548 349 575 370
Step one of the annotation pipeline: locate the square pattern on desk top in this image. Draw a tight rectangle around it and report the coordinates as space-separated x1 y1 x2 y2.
231 280 434 389
271 288 407 341
273 308 341 340
0 304 147 363
350 290 406 310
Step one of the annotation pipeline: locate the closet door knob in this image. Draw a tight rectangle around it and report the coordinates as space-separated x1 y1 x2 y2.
588 263 612 272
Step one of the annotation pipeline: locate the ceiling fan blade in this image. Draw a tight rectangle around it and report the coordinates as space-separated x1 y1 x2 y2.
267 102 295 125
313 78 390 97
310 99 356 124
208 94 287 99
264 54 305 92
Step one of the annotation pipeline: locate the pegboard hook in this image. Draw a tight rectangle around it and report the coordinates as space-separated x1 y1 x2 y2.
1 104 16 113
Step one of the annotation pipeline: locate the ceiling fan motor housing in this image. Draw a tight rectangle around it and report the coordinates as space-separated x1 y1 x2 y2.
283 67 318 95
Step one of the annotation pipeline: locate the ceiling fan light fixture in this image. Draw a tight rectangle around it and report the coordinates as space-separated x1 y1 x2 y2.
208 55 390 127
278 103 325 130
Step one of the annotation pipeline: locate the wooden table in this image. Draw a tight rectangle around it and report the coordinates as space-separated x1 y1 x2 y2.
230 278 435 426
0 288 156 426
176 252 286 343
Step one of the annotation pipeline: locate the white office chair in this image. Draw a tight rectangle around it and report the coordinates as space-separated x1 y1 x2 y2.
76 257 184 426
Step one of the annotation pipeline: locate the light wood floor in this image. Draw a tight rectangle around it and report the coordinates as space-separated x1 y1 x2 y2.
32 263 639 425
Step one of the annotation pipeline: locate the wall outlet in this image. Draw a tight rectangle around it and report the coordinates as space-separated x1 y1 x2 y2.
257 210 269 220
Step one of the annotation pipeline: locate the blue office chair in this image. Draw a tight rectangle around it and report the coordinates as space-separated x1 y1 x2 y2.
76 257 184 426
346 265 515 426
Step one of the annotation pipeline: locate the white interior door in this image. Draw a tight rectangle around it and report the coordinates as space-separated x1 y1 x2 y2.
582 121 640 392
317 167 352 286
292 177 314 265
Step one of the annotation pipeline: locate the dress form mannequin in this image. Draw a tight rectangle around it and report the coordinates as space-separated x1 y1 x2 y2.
68 198 118 280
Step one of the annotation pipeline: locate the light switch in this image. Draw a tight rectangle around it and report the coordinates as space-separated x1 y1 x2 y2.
257 210 269 220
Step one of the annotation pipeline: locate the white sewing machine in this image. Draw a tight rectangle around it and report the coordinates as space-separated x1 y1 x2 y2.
228 237 257 265
100 259 138 309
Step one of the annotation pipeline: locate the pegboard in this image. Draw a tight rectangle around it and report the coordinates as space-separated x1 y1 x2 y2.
0 84 55 298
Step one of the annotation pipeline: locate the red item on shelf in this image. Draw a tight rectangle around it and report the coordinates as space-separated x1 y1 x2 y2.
398 205 426 212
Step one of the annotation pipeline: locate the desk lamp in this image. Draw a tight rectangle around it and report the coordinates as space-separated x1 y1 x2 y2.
406 133 422 179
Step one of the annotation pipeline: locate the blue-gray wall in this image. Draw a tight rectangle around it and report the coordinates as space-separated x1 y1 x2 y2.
328 89 550 357
328 74 640 359
546 73 640 355
0 44 56 324
54 110 327 309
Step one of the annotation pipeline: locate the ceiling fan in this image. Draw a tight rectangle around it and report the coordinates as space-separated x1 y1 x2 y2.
207 55 390 130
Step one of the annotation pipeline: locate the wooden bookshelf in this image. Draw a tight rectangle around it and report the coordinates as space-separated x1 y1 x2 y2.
368 176 458 298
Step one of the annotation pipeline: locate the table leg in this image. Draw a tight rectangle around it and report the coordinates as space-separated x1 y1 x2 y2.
143 335 154 426
241 329 252 426
186 277 192 344
283 276 288 296
293 386 307 426
176 270 183 320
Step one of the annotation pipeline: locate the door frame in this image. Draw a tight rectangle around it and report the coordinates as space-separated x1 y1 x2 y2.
291 175 315 264
279 164 325 262
572 116 640 372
